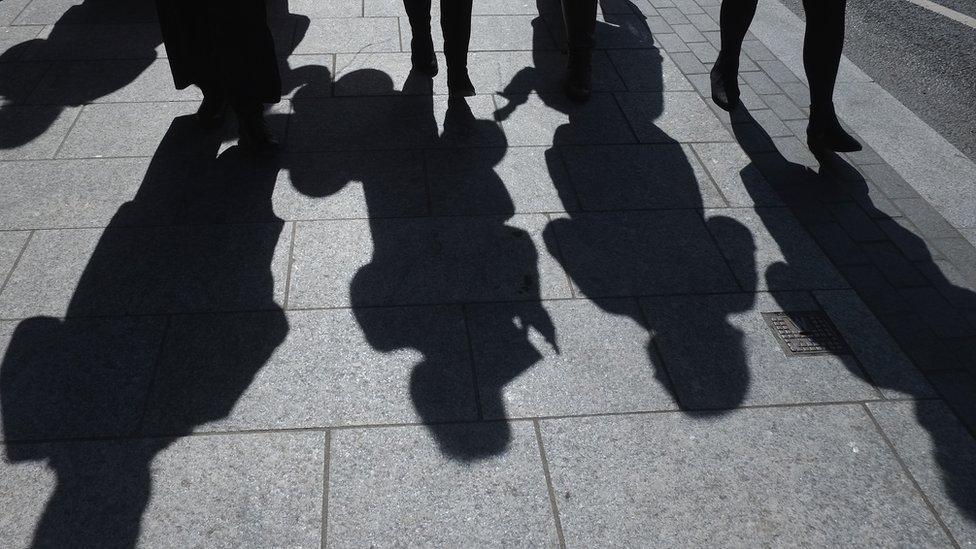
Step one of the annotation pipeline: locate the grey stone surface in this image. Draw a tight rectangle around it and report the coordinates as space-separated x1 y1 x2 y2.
288 215 570 308
334 52 430 96
607 49 694 92
691 142 783 206
0 62 48 105
294 17 400 54
20 24 164 61
541 406 950 547
0 231 29 285
141 306 476 434
56 102 200 158
558 144 726 210
813 289 934 399
705 207 848 292
468 298 677 418
0 105 80 160
0 25 43 59
616 91 732 143
0 315 165 441
868 401 976 546
274 150 428 220
452 50 624 96
401 14 543 53
0 0 32 25
0 223 291 318
427 145 570 215
497 92 636 147
26 59 199 104
0 432 324 548
0 158 148 229
327 423 557 548
964 228 976 247
643 292 879 410
287 0 363 18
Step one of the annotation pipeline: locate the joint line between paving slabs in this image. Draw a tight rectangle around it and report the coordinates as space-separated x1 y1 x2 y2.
320 428 332 549
51 104 85 160
861 403 961 548
533 419 567 549
283 222 299 309
133 315 173 435
0 229 33 298
461 305 485 421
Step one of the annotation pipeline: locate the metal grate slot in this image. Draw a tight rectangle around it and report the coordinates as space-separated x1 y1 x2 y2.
762 311 852 357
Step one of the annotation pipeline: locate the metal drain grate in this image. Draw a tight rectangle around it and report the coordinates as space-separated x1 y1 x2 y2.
762 311 852 357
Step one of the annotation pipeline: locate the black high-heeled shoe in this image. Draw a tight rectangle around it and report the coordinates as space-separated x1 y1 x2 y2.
709 60 739 112
411 35 438 76
236 105 279 156
807 108 862 153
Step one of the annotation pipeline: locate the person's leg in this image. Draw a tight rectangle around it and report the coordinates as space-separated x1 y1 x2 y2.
560 0 598 102
404 0 437 74
710 0 759 110
803 0 860 151
441 0 475 95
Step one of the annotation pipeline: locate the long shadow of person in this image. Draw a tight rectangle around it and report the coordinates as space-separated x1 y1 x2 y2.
496 0 757 413
288 68 556 460
0 3 314 545
730 107 976 525
0 0 161 150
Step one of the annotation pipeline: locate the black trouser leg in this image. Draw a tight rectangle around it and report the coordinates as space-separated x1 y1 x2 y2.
440 0 473 73
716 0 759 72
802 0 846 117
403 0 434 64
560 0 597 66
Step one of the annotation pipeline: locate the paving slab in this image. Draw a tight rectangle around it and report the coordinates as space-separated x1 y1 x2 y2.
607 49 693 92
468 298 677 419
0 222 291 318
0 231 29 285
691 142 783 206
0 62 49 105
327 423 557 547
0 158 148 229
56 101 204 158
0 432 324 548
0 105 80 160
558 143 725 210
141 306 476 434
0 25 43 59
868 401 976 546
452 50 624 96
541 407 951 547
496 92 637 147
545 210 740 298
288 215 570 308
21 23 163 61
294 17 400 54
616 91 732 143
0 315 164 442
26 58 198 105
0 0 32 25
643 292 880 410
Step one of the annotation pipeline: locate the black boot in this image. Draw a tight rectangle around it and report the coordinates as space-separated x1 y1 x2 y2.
560 0 598 102
196 85 227 129
447 67 475 97
235 102 278 156
709 56 740 111
411 34 438 76
807 106 861 153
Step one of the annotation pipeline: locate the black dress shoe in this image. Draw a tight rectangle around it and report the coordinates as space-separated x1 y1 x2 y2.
197 91 227 129
411 35 438 76
807 110 862 153
447 69 475 97
710 62 739 112
236 109 279 156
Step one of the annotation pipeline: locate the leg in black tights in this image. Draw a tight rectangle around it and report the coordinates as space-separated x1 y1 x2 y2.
803 0 860 151
711 0 758 111
403 0 475 95
560 0 598 102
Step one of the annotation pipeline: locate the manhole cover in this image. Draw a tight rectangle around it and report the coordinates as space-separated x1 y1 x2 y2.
762 311 851 356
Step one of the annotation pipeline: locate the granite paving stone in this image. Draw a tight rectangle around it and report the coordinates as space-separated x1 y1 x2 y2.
868 401 976 546
558 143 726 210
294 17 400 54
0 315 165 442
0 25 43 60
56 102 203 159
20 24 163 61
288 215 571 308
607 49 693 92
691 142 784 207
0 105 80 160
0 0 32 25
0 432 324 548
0 158 149 229
26 59 200 105
450 50 624 96
616 91 732 143
140 306 476 434
327 424 557 547
468 298 677 418
0 223 291 318
541 407 951 547
705 207 848 291
0 231 29 285
497 92 636 146
644 291 879 410
0 62 48 105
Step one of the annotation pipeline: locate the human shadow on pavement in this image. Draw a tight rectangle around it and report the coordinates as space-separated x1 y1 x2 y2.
0 4 313 546
730 107 976 525
288 68 557 460
496 0 757 413
0 0 161 150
